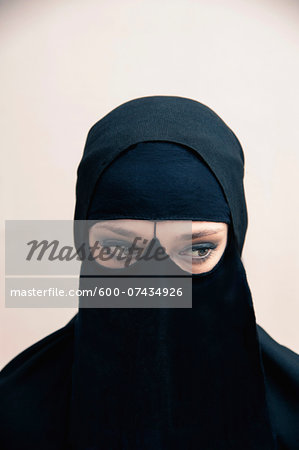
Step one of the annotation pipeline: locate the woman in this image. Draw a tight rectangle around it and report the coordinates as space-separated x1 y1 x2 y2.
1 96 298 449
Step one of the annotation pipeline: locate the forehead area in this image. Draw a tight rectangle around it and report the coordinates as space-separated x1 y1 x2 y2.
90 219 227 237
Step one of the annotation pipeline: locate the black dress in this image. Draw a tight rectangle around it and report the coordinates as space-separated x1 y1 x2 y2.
1 96 298 449
1 317 298 449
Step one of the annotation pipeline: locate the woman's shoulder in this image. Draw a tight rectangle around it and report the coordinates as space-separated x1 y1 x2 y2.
0 315 77 450
0 315 76 376
257 324 299 450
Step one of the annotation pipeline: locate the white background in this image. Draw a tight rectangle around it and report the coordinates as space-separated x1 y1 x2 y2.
1 0 299 368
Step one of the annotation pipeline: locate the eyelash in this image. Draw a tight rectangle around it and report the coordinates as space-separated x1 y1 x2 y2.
180 243 218 264
98 240 138 255
96 239 218 264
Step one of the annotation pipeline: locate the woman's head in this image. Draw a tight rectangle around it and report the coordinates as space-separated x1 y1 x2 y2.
86 140 231 274
71 98 276 449
75 96 247 257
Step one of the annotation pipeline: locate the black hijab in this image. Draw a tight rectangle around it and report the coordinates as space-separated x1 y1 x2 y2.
70 97 274 449
0 96 298 450
71 136 275 450
74 96 247 256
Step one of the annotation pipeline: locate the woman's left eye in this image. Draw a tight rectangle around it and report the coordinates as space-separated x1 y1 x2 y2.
191 247 211 258
179 243 217 261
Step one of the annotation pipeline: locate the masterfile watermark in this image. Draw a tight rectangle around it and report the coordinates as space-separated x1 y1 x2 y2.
5 220 193 308
26 236 169 267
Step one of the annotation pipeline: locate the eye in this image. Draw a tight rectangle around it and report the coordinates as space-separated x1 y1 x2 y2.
192 246 212 258
100 240 137 256
179 242 217 263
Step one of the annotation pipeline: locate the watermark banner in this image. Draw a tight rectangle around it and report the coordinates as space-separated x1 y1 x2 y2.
5 220 193 308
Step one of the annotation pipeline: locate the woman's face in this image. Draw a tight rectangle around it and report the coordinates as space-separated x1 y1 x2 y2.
89 220 228 274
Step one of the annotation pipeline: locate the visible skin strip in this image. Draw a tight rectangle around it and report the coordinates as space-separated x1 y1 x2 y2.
89 219 228 274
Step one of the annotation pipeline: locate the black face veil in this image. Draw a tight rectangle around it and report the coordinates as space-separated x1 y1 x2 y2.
70 96 276 449
1 95 299 450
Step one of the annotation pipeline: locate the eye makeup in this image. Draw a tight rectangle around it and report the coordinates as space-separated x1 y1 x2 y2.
179 241 218 265
89 224 225 273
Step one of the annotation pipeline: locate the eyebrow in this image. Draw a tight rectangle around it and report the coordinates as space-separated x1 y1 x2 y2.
93 224 223 240
180 228 224 240
92 224 147 239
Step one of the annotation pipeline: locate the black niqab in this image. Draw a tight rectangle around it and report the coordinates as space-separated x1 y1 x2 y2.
87 141 232 224
71 99 274 449
1 96 298 450
74 96 247 256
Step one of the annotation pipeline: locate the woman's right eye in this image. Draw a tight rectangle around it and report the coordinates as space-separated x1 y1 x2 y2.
100 240 134 254
89 238 140 268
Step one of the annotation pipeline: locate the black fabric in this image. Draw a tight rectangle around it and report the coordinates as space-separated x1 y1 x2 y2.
1 318 298 449
74 96 247 256
87 141 232 224
0 96 298 450
70 229 276 449
69 133 277 449
0 316 76 450
257 327 299 449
